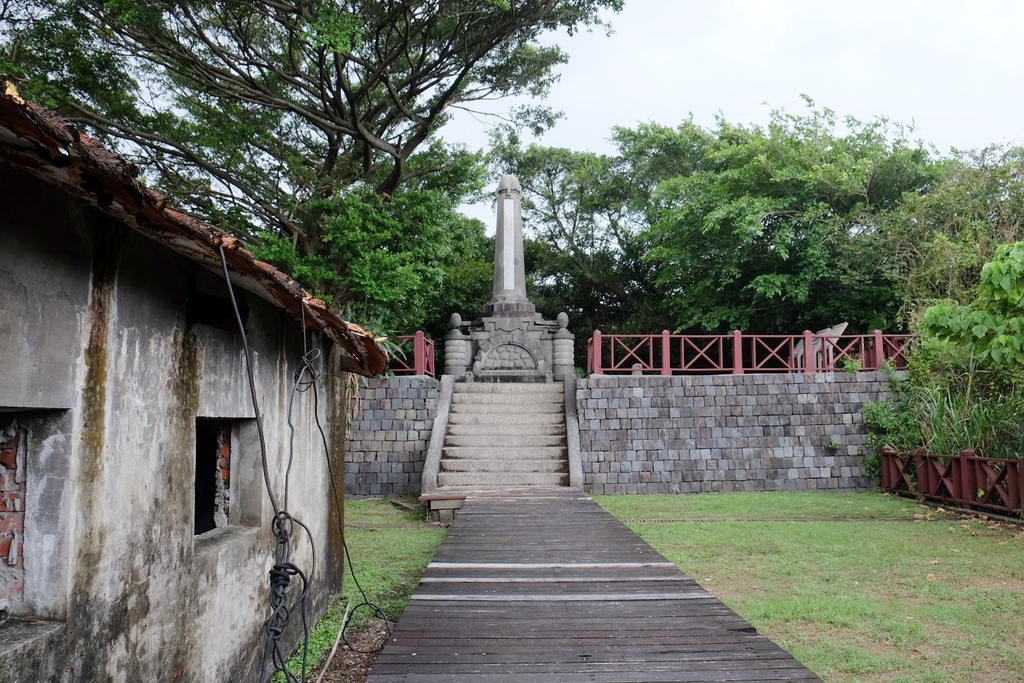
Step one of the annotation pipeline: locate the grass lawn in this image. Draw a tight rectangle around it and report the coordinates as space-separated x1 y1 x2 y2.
597 492 1024 683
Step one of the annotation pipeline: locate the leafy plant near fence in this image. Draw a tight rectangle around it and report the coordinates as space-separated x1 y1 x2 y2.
865 243 1024 461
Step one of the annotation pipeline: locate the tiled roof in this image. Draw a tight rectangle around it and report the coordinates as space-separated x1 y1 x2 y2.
0 77 386 376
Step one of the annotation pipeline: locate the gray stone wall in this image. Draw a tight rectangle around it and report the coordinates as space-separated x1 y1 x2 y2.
578 372 890 495
345 376 440 498
0 165 349 682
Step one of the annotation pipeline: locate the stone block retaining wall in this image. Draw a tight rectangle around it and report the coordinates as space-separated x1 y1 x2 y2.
344 373 890 498
345 376 439 498
577 372 890 495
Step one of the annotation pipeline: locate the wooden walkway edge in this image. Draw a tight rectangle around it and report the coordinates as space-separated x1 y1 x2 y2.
366 489 822 682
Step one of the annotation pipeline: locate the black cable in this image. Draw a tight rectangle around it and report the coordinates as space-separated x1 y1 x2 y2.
217 245 316 683
218 244 280 520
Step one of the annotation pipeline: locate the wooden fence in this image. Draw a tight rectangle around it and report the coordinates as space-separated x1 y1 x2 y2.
389 331 435 377
587 330 914 375
881 448 1024 518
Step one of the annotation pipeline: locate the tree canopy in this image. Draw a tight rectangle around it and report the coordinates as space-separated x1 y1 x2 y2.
493 104 961 337
2 0 621 333
2 0 620 250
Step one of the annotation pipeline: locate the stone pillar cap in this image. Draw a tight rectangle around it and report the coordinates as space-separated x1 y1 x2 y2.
497 174 522 193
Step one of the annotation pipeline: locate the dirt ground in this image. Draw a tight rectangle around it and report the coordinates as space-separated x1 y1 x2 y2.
308 618 392 683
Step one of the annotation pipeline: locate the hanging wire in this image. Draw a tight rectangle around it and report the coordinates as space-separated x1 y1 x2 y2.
218 244 316 683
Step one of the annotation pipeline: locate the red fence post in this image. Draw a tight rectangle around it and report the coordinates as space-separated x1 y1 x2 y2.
880 447 893 489
803 330 815 371
960 449 977 506
914 449 929 498
413 330 427 376
592 330 602 375
1009 460 1022 514
732 330 744 375
661 330 671 376
873 329 885 370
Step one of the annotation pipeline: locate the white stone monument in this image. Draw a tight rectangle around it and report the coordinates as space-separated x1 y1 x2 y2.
444 175 574 381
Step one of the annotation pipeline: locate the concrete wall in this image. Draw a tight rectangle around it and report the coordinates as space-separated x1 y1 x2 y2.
345 377 440 499
0 165 346 682
577 373 890 495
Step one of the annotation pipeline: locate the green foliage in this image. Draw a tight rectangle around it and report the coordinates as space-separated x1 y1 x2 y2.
863 337 1024 460
645 103 935 333
254 184 492 334
874 146 1024 323
921 241 1024 365
490 132 665 341
838 357 862 372
493 102 942 341
3 0 620 251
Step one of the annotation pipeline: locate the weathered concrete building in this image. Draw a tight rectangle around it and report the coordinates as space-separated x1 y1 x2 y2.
0 80 385 681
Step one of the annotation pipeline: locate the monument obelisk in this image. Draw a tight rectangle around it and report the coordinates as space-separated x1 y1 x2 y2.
484 175 535 317
443 175 574 381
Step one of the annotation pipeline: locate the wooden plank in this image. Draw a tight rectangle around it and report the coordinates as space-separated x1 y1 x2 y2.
365 490 822 683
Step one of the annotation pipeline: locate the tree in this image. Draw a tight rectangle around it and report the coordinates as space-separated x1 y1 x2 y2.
921 241 1024 366
872 146 1024 324
254 173 493 335
645 104 937 333
2 0 621 254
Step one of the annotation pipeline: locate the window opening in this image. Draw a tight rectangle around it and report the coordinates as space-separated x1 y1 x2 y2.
195 420 231 535
0 415 26 613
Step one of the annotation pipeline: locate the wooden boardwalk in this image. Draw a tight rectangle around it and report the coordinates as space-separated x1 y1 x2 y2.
367 489 822 682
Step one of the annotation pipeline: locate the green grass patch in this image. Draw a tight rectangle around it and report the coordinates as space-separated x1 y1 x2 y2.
274 496 446 682
597 492 1024 683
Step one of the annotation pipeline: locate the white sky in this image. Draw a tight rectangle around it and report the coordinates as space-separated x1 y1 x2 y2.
443 0 1024 226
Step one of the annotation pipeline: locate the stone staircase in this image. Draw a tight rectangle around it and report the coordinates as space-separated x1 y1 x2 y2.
437 382 569 488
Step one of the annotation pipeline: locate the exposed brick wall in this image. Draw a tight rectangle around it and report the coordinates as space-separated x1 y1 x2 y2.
0 418 26 610
345 377 440 498
578 372 890 495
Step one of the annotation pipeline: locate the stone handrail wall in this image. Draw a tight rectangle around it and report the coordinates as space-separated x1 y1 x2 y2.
577 372 890 495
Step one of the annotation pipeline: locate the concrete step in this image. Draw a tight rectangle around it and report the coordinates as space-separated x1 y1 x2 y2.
439 459 567 473
450 393 562 406
453 382 563 395
444 434 566 448
446 423 565 437
437 472 570 488
449 401 562 414
447 412 564 426
442 446 567 461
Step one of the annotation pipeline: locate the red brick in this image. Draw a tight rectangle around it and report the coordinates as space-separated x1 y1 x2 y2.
0 534 10 559
0 493 24 513
0 445 16 471
0 514 24 534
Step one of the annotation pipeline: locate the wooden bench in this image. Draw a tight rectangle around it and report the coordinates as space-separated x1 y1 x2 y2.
418 493 466 522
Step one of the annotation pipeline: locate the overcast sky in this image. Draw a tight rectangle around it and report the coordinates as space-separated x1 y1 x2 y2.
443 0 1024 225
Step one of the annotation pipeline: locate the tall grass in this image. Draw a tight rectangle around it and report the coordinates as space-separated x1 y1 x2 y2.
914 381 1024 459
866 340 1024 459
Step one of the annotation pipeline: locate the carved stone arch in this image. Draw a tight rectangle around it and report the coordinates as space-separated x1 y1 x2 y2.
472 330 546 376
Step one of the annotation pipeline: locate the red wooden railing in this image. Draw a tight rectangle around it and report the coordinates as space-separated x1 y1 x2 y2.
389 331 435 377
586 330 914 375
881 448 1024 518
